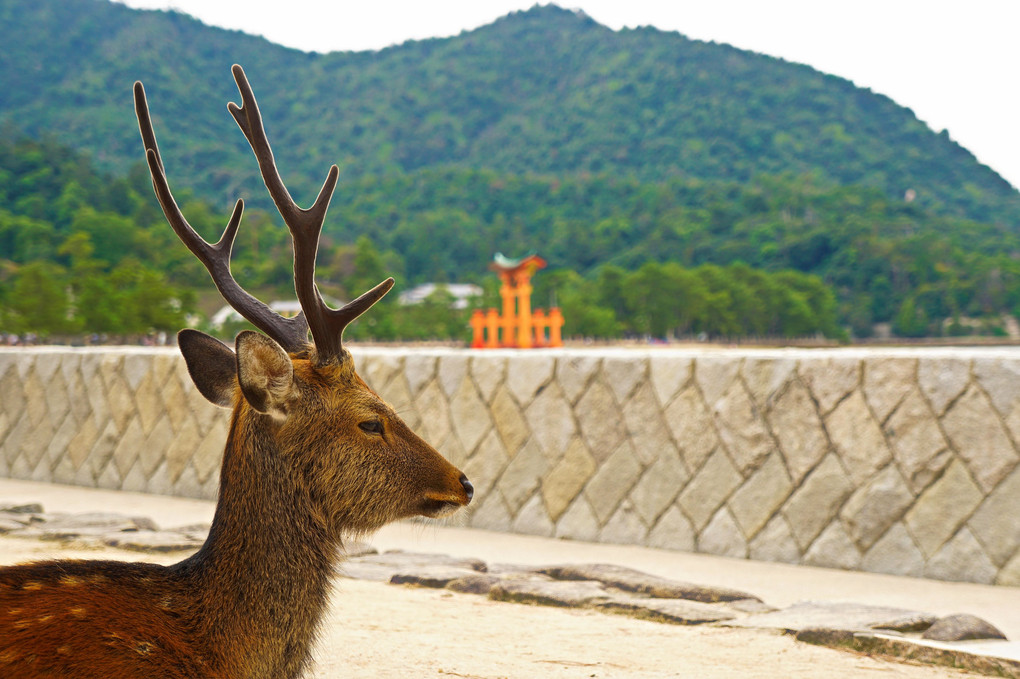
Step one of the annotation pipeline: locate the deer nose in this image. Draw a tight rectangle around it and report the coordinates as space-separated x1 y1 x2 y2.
460 474 474 503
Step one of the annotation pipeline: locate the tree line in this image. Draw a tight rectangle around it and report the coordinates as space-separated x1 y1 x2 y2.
1 135 1018 342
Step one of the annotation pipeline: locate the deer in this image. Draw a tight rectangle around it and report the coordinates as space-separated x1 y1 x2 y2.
0 64 473 679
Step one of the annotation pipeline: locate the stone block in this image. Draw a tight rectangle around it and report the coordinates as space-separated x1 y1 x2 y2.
450 378 492 455
399 354 434 397
749 514 801 564
884 389 951 492
583 441 642 525
104 371 135 428
64 366 90 425
860 522 924 577
66 413 99 470
555 354 600 404
678 450 741 530
574 378 626 463
712 382 773 474
782 453 853 551
664 386 719 473
541 437 596 522
824 390 891 486
23 368 48 428
629 450 688 526
967 465 1020 566
646 505 695 552
803 521 861 570
437 353 470 399
463 428 509 502
160 371 191 434
511 494 554 537
600 500 648 545
648 354 692 407
997 551 1020 586
504 354 554 407
525 381 575 458
120 353 150 391
498 437 549 516
727 453 792 539
470 353 506 402
693 355 740 407
602 355 647 403
862 357 917 424
121 458 150 493
356 351 402 394
0 363 26 427
799 356 859 415
840 465 913 552
904 460 983 557
416 380 451 449
134 371 165 436
742 356 797 411
467 491 512 532
973 356 1020 417
164 413 201 484
111 415 144 478
555 494 600 541
941 386 1018 492
491 386 529 457
193 419 227 483
698 507 747 559
42 369 70 432
918 357 971 415
622 382 674 466
925 528 997 584
767 378 828 484
139 415 174 478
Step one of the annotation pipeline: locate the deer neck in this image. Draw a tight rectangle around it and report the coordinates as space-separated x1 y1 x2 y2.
179 408 339 677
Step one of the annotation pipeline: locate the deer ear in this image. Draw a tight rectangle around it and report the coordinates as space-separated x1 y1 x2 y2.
177 329 237 408
235 330 295 418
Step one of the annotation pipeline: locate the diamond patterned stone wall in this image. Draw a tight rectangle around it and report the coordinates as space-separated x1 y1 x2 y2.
3 346 1020 586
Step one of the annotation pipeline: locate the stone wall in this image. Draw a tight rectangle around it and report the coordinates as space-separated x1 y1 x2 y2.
1 346 1018 586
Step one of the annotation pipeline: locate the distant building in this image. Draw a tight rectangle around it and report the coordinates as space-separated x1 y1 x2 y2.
211 300 315 329
397 283 482 310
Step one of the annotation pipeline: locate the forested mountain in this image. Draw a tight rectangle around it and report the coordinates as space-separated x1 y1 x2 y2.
2 0 1020 341
1 0 1017 224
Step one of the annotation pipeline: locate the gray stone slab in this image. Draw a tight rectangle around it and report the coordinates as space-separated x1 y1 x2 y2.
389 565 487 589
489 578 611 607
593 595 737 625
537 563 760 603
729 601 935 633
922 614 1007 641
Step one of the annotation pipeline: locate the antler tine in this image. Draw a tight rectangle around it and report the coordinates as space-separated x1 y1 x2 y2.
133 80 310 352
226 64 391 361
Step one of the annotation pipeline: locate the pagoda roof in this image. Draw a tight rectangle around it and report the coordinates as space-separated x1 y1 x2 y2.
490 252 547 273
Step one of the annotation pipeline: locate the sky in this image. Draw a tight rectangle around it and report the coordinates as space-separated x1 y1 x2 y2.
116 0 1020 191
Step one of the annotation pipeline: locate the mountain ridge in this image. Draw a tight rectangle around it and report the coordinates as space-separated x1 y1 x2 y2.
0 0 1016 226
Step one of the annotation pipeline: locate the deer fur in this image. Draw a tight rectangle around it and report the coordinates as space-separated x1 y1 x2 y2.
1 330 471 679
2 64 474 677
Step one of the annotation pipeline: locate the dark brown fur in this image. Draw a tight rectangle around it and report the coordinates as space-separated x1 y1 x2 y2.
0 338 471 678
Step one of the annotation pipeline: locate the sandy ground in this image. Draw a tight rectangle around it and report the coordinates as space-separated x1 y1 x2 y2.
0 535 981 679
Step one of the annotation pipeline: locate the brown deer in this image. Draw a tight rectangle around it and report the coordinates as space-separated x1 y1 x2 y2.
0 64 473 679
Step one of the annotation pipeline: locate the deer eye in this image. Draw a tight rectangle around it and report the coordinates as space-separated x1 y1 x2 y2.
358 420 384 435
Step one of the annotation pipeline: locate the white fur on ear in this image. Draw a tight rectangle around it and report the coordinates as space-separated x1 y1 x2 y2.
235 330 295 418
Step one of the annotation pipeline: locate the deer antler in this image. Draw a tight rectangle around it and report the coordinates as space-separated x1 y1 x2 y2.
133 80 310 352
134 65 393 362
226 64 393 361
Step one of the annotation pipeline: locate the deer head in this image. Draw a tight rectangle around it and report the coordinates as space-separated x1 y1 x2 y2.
134 64 473 534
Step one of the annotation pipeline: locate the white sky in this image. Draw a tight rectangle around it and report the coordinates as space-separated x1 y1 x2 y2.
116 0 1020 192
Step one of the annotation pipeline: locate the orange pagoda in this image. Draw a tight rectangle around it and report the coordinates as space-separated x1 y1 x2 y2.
471 253 563 348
